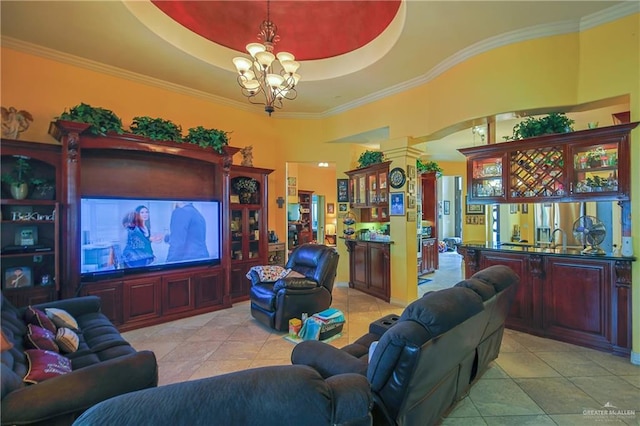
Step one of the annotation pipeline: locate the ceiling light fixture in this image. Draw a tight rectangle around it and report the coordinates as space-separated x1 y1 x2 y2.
232 0 301 116
318 162 329 167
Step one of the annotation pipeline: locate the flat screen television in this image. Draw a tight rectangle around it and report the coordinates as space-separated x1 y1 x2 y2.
80 197 221 279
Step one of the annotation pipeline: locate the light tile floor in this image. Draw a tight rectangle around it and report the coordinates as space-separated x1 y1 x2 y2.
123 251 640 425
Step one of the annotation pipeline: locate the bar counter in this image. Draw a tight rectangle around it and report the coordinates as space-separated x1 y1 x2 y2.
457 242 634 356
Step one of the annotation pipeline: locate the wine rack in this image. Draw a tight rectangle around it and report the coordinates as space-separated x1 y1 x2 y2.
509 146 564 198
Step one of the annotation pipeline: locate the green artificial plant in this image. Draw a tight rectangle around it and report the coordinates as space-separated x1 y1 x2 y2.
184 126 231 154
357 150 385 168
130 116 183 142
56 103 124 136
507 112 575 141
417 159 443 177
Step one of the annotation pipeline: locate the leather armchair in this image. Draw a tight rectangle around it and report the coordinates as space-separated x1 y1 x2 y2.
249 244 339 331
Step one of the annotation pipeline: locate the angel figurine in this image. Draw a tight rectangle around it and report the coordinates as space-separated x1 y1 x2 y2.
240 145 254 167
2 107 34 139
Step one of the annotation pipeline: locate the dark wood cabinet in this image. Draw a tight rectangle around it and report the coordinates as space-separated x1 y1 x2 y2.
1 140 61 307
458 245 632 355
49 120 239 330
458 123 638 204
345 240 390 302
420 238 438 274
345 162 390 222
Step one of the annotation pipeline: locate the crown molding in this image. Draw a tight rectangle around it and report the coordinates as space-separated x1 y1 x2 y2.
324 2 638 118
2 2 636 121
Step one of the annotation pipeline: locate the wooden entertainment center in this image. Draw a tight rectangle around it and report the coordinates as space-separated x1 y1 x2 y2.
1 120 276 331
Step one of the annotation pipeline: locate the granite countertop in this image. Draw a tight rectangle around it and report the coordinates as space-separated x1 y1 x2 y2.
458 241 636 261
339 236 394 244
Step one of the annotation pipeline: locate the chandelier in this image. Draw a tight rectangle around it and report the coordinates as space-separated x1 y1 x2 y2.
232 0 301 116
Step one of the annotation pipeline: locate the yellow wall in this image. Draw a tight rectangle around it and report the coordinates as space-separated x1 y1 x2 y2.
2 13 639 357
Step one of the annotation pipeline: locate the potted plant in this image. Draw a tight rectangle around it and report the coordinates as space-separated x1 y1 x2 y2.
417 159 443 177
357 150 385 168
56 103 124 136
184 126 230 154
233 178 258 203
30 177 56 200
129 116 183 142
1 156 32 199
507 112 575 141
586 147 607 167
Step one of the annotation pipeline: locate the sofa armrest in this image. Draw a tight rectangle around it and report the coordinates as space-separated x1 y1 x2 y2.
1 350 157 425
74 365 371 426
31 296 102 318
273 277 318 292
291 340 368 377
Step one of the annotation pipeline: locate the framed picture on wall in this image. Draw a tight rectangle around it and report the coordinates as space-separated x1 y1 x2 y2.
327 203 335 214
465 197 485 215
288 186 297 196
287 177 297 187
390 192 405 216
337 179 349 203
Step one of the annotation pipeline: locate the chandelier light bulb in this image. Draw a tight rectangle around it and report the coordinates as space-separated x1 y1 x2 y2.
233 57 252 74
276 51 295 62
292 73 301 85
246 43 266 57
255 51 275 68
281 60 300 75
266 73 284 88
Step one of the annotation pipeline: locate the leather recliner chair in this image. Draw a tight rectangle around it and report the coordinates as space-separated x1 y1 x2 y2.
248 244 339 331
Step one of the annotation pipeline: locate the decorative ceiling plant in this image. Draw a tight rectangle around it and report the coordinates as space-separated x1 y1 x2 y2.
183 126 231 154
56 103 124 136
507 112 575 141
130 116 183 142
357 150 385 168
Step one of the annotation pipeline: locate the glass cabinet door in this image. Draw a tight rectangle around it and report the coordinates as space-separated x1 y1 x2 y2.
248 209 261 260
230 209 243 260
367 173 377 204
469 155 505 201
570 142 619 195
377 171 388 204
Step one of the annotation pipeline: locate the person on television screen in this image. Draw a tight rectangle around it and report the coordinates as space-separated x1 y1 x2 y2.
122 211 155 268
165 202 209 262
135 205 163 243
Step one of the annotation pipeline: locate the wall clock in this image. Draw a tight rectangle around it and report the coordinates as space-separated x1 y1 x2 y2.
389 167 406 188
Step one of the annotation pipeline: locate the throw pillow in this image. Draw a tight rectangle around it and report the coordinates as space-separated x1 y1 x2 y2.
55 328 79 353
24 324 59 352
23 349 72 384
24 306 56 333
45 308 79 331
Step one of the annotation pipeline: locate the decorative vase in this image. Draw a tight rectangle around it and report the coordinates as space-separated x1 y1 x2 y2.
240 192 253 204
9 183 29 200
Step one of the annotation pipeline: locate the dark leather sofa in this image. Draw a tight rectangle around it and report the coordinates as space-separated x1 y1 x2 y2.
1 293 158 426
249 243 339 331
292 265 519 426
73 365 373 426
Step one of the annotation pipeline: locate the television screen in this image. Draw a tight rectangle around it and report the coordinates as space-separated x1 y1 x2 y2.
287 203 300 221
80 198 221 278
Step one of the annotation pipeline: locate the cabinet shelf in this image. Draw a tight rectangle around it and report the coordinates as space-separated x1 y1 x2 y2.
1 140 60 307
